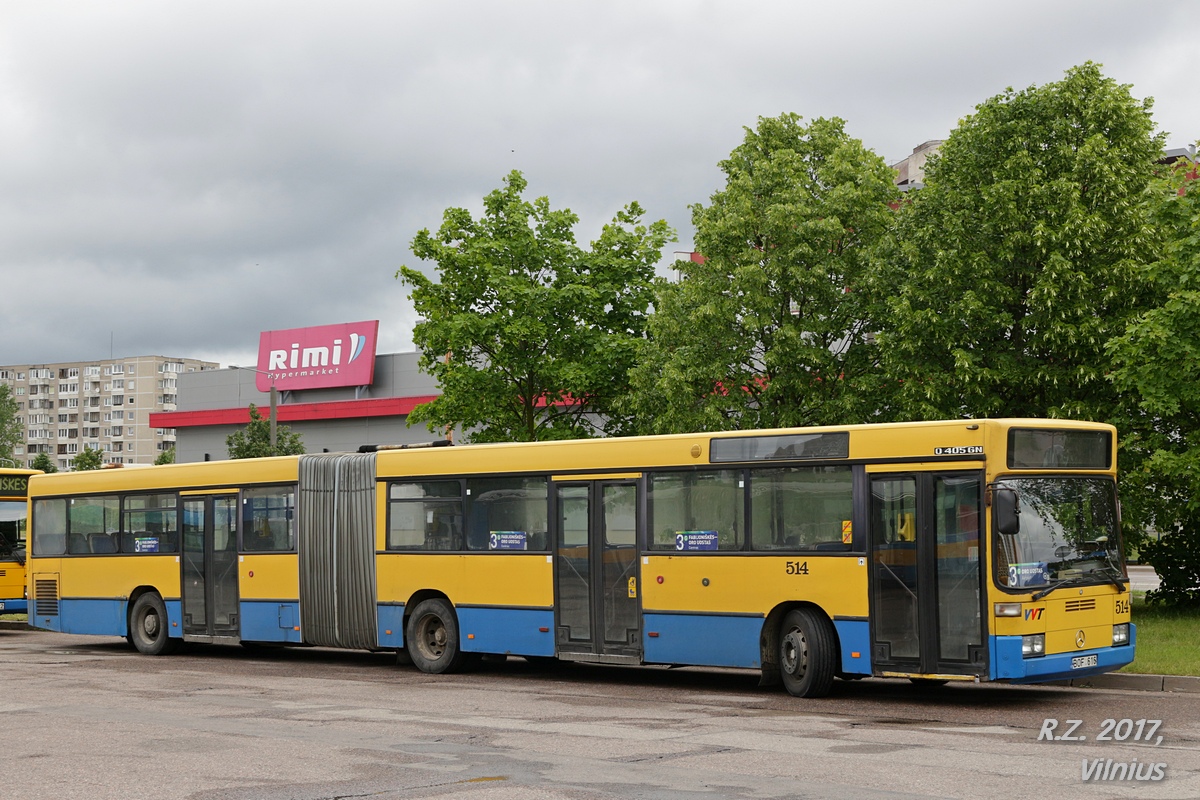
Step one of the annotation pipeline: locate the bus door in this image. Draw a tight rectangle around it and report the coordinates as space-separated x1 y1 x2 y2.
553 478 641 663
868 471 986 677
181 493 240 642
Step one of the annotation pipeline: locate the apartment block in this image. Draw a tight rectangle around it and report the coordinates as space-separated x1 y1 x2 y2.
1 356 218 470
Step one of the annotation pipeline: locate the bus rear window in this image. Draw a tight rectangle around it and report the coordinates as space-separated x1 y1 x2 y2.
1007 429 1112 470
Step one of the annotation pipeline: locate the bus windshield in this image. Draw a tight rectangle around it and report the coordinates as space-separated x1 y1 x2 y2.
994 476 1122 590
0 500 28 558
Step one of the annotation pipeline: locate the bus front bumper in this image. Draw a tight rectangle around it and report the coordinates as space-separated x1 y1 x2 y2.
991 626 1136 683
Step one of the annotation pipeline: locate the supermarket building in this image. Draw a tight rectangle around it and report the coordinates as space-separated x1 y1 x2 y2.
150 320 444 463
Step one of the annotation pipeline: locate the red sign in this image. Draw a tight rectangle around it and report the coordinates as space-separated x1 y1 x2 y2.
254 320 379 392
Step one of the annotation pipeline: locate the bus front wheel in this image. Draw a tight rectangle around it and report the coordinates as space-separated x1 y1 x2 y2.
129 593 179 656
406 599 465 674
779 608 836 698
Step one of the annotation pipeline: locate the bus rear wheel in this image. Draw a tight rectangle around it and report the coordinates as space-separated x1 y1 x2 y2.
129 593 179 656
779 608 836 698
407 599 465 674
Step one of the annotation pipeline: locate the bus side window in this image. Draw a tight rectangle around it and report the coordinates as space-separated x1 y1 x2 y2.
750 466 853 552
388 481 463 551
32 498 69 555
648 470 744 551
241 486 296 552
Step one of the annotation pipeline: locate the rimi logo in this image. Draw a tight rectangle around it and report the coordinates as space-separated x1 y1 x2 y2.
267 332 368 371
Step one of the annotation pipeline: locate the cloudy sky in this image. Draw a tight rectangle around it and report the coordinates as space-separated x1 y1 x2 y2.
0 1 1194 369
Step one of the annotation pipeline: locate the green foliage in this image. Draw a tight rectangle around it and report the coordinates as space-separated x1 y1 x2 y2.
631 114 899 433
0 384 20 465
1121 593 1200 674
397 170 674 442
71 448 104 471
154 447 176 465
1109 152 1200 601
1141 520 1200 609
225 404 305 459
874 62 1165 422
29 452 57 473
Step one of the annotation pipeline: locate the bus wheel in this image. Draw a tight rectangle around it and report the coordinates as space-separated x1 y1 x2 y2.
406 599 465 674
779 608 835 698
129 593 178 656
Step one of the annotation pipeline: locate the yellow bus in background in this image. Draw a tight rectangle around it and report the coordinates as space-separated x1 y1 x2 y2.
26 419 1133 698
0 468 38 614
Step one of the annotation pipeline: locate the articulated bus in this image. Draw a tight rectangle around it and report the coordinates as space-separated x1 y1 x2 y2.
0 468 38 614
25 419 1133 697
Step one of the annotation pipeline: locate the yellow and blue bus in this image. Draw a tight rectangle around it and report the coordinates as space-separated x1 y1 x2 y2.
0 468 38 614
26 419 1133 697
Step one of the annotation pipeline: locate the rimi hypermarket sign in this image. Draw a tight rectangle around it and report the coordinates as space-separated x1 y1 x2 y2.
254 320 379 392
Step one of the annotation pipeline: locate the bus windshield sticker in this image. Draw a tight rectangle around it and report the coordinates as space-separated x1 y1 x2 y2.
934 446 983 456
841 520 853 544
676 531 718 551
134 537 160 554
1009 562 1049 588
489 531 527 551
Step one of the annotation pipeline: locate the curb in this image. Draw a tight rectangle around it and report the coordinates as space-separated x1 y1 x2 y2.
0 619 31 631
1055 672 1200 693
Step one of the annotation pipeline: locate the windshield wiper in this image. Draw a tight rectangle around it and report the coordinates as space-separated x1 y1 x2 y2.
1031 569 1127 601
1103 569 1127 593
1031 580 1077 601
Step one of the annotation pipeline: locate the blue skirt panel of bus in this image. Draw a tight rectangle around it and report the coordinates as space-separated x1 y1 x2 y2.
832 619 872 676
456 606 555 656
239 601 302 643
36 597 126 635
0 599 27 613
375 604 556 656
377 603 405 649
34 597 183 639
642 613 762 668
989 627 1136 682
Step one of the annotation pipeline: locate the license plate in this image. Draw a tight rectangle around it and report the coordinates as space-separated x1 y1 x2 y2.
1071 654 1098 669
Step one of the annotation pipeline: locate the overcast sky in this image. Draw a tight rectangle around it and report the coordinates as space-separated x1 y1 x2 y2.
0 1 1194 369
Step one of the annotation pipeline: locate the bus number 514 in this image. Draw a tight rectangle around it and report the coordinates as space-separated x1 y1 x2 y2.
786 561 809 576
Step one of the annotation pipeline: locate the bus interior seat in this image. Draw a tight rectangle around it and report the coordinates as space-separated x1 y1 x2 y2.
38 533 66 555
88 533 118 554
68 533 89 554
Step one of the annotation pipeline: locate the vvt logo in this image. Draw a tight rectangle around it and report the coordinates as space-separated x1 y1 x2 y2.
1025 607 1045 621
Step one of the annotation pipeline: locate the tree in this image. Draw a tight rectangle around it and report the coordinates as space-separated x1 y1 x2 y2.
397 170 674 442
0 384 20 465
29 452 57 474
226 404 305 458
630 114 899 434
154 447 176 465
1108 153 1200 604
71 448 104 471
873 63 1165 423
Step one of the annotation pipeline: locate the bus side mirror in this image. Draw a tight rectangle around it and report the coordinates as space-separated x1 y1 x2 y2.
994 487 1019 535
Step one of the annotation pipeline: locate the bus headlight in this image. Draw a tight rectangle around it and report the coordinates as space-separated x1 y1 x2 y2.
1022 634 1045 658
1113 623 1130 646
995 603 1022 617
